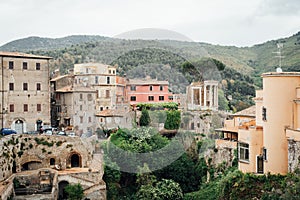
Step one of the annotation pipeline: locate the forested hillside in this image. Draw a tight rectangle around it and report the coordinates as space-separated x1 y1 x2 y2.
1 31 299 111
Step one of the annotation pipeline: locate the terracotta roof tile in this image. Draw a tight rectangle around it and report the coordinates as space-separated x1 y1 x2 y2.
0 51 52 59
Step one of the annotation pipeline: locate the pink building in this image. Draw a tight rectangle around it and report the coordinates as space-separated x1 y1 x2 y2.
126 78 173 106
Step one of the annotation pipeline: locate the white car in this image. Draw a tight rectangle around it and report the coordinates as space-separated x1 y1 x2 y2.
68 132 76 137
43 130 53 135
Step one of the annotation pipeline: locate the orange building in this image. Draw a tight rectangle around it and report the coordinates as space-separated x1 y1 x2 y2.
126 77 173 106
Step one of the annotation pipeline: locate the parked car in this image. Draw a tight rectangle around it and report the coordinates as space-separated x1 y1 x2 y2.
43 130 53 135
68 132 76 137
57 131 67 136
24 131 38 135
1 128 17 136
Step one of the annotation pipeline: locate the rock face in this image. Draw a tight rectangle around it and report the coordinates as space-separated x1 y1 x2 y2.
288 139 300 173
0 134 106 200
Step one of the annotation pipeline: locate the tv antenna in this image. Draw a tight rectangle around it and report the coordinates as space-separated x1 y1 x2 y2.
273 43 284 72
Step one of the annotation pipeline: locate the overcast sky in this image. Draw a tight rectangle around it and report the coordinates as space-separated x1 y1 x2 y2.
0 0 299 47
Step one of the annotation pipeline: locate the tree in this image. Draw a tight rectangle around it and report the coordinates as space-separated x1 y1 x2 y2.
137 179 183 200
140 109 151 126
64 183 84 200
164 110 181 130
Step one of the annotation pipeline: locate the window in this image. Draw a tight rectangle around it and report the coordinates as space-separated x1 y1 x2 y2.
105 90 110 98
36 63 40 70
168 96 174 100
191 122 194 130
197 123 200 128
23 83 28 91
9 61 14 69
80 105 82 111
107 77 110 84
130 96 136 101
9 104 14 112
88 117 92 123
9 83 14 91
109 70 111 74
87 94 92 101
160 85 163 91
262 107 267 121
239 143 249 162
130 85 136 91
36 83 41 91
263 147 267 161
95 76 98 84
37 104 41 112
159 96 164 101
80 116 83 123
100 107 103 111
149 85 153 91
24 104 28 112
148 96 154 101
79 94 83 100
23 62 28 70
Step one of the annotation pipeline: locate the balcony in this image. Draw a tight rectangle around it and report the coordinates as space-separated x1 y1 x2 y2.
286 127 300 141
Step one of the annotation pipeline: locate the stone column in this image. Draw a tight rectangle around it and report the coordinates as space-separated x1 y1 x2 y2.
204 85 207 108
199 87 202 107
209 85 212 109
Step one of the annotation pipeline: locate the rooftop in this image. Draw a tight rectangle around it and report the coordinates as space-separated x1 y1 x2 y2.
232 105 256 117
0 51 52 59
128 78 169 85
262 72 300 77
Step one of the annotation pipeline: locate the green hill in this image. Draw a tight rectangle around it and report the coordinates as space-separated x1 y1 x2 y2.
1 32 299 111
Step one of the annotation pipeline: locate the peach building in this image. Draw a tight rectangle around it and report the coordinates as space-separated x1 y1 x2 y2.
126 77 172 106
215 105 256 150
217 72 300 174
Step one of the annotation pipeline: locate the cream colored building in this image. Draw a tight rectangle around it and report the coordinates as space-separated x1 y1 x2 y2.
217 72 300 175
186 80 218 111
0 52 52 133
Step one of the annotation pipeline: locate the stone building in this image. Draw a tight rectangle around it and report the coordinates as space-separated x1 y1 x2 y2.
51 63 130 135
186 80 218 111
0 52 52 133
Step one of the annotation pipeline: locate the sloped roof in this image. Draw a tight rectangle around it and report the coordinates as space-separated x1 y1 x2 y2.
96 109 128 117
232 105 256 117
0 51 52 59
128 78 169 85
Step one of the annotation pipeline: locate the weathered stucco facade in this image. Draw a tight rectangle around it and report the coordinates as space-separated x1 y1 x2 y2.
0 52 52 133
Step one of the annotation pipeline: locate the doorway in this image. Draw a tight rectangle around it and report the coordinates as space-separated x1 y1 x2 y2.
71 154 80 168
15 119 24 134
257 155 264 174
58 181 69 200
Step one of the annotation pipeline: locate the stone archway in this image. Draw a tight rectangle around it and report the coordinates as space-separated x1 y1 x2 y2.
58 181 69 200
21 161 42 171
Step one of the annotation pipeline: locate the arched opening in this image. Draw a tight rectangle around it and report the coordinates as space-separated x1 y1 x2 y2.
58 181 69 200
15 119 24 134
71 154 80 168
50 158 55 166
21 161 42 171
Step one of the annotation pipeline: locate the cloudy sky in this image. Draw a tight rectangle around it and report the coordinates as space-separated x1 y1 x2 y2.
0 0 299 47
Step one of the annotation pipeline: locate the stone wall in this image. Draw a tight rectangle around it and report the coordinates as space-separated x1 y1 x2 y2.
288 139 300 173
0 134 98 182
